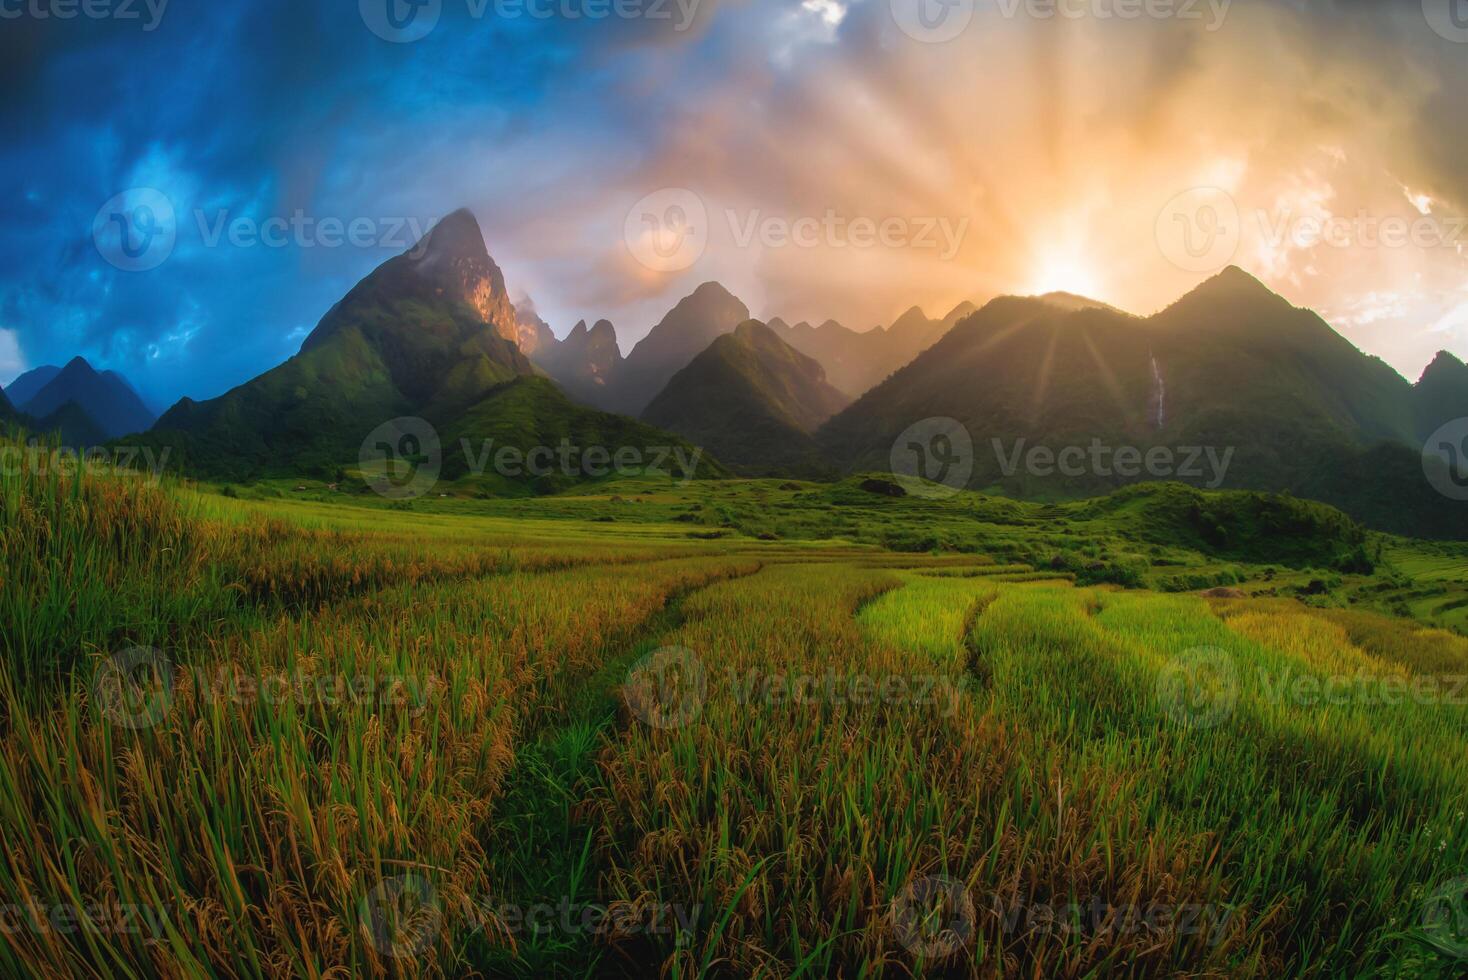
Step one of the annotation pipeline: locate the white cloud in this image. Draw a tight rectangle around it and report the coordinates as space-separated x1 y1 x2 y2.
801 0 846 28
0 330 25 386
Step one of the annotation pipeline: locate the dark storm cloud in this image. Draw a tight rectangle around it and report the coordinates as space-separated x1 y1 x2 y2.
1 0 1465 405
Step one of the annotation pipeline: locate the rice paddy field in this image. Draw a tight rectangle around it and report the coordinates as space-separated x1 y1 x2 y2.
3 447 1468 977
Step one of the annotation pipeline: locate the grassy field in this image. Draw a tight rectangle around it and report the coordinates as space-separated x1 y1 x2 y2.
2 445 1468 976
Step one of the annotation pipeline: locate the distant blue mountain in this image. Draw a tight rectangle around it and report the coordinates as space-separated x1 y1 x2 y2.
5 365 62 407
9 357 157 439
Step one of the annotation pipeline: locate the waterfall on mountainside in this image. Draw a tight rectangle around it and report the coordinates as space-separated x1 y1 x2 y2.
1149 351 1166 429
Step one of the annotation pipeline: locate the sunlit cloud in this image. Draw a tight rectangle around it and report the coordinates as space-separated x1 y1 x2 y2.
4 0 1468 406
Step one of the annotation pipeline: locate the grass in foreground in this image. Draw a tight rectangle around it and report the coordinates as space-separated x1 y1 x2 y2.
1 445 1467 976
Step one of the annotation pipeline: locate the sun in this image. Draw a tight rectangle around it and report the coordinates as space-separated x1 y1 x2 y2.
1025 255 1104 300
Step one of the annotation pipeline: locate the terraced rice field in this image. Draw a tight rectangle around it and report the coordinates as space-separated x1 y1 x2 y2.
2 452 1468 976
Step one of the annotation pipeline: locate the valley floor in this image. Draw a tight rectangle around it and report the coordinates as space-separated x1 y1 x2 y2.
2 459 1467 977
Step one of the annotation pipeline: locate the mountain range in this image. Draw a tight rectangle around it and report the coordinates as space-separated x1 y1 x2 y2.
15 206 1466 538
765 302 975 398
3 356 157 443
819 267 1468 537
138 209 711 487
529 287 971 412
593 281 753 416
534 318 625 407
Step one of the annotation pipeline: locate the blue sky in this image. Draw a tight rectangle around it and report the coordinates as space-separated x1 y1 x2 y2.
1 1 739 406
4 0 1468 409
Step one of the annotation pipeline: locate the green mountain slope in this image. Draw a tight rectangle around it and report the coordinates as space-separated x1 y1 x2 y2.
643 319 849 477
437 376 722 494
1415 350 1468 439
30 400 110 446
820 269 1466 538
144 209 535 480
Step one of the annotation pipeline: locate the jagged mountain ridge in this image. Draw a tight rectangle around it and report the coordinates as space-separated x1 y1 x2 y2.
819 267 1468 538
